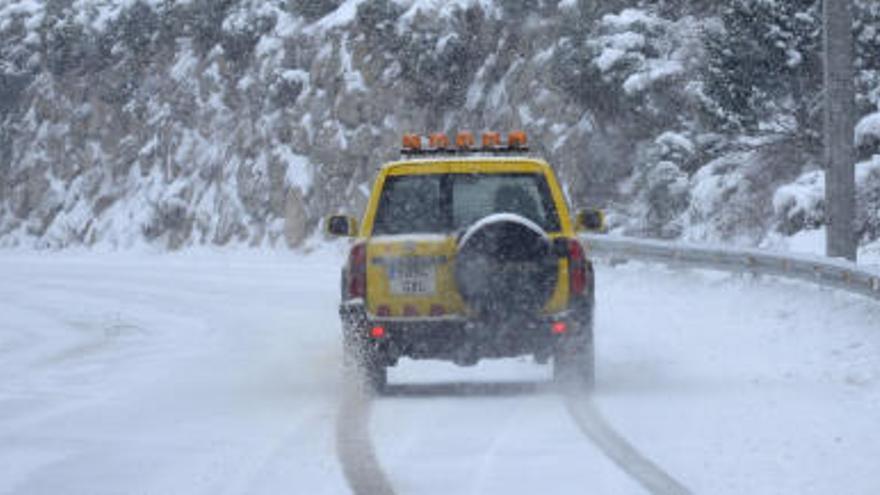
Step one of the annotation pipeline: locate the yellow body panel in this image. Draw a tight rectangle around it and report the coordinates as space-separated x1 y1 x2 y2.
358 157 576 318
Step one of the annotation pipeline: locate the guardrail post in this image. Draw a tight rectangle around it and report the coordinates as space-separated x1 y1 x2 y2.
746 256 758 278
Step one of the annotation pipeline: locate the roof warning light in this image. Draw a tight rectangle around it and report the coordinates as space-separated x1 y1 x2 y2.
456 132 475 149
428 133 450 149
482 131 502 148
400 131 529 155
508 131 527 148
402 133 422 150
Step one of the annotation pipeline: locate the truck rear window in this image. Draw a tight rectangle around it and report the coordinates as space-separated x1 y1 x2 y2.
372 173 561 235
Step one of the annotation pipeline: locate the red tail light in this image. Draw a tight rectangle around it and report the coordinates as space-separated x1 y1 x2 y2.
568 239 587 296
348 243 367 299
370 325 386 339
552 321 568 335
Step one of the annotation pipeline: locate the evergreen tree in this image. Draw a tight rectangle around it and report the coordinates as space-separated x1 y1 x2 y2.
853 0 880 113
702 0 822 144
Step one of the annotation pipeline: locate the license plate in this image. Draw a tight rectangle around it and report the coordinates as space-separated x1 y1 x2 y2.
388 258 436 295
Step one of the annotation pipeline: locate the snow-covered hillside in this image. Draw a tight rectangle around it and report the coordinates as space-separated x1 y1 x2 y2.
1 0 878 250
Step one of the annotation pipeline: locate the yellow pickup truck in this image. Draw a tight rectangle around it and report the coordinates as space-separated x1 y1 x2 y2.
328 131 603 393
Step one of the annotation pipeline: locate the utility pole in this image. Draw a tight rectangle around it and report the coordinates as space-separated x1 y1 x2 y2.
823 0 857 261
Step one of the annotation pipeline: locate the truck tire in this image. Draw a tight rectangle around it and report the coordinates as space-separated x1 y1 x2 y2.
362 355 387 395
455 213 558 320
553 322 595 391
343 335 387 395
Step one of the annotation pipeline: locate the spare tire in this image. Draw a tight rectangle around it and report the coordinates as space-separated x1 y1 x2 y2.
455 213 558 319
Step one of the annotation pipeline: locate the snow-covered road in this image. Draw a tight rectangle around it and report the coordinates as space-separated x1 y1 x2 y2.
1 248 878 494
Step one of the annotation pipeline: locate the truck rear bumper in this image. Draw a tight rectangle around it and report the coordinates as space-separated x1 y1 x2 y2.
339 302 590 366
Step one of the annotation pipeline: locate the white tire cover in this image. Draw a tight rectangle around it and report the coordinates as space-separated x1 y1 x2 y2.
458 213 549 250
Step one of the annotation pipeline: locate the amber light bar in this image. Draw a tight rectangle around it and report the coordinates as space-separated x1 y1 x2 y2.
400 131 530 154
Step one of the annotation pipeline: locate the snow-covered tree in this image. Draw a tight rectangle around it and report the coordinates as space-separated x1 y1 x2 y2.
702 0 822 144
703 0 880 146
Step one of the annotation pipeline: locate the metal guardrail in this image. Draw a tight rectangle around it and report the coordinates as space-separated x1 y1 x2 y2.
583 234 880 301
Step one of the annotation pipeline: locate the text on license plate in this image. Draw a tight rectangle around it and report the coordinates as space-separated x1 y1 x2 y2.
388 259 437 295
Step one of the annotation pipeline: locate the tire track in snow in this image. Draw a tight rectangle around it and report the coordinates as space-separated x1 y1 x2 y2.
336 385 396 495
564 393 693 495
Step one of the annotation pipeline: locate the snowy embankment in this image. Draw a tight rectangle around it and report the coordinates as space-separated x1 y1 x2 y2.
0 248 878 494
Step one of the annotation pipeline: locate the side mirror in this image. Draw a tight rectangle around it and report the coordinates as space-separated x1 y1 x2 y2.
575 209 605 233
326 215 358 237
